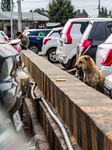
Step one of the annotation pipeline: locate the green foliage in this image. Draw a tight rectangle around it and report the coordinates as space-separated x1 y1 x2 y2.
30 8 46 13
1 0 14 11
75 9 81 14
82 9 88 17
47 0 76 26
99 6 112 18
75 9 88 17
33 8 46 13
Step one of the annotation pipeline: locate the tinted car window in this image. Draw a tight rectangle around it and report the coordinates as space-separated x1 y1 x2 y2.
31 31 50 37
38 31 48 36
92 22 106 41
109 27 112 32
80 22 93 43
80 22 89 33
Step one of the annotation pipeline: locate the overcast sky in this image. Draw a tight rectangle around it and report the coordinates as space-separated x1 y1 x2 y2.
1 0 112 17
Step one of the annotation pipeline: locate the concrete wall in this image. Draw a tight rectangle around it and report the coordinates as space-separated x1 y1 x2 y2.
22 50 112 150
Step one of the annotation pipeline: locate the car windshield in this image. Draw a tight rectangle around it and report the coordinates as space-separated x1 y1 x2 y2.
104 34 112 44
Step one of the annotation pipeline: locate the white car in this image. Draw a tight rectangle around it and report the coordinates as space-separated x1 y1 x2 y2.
56 18 112 69
96 33 112 76
0 31 9 41
101 49 112 76
42 27 63 63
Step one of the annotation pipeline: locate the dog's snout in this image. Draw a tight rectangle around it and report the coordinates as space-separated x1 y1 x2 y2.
74 65 78 69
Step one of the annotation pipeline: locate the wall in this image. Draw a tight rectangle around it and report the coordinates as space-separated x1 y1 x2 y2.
22 50 112 150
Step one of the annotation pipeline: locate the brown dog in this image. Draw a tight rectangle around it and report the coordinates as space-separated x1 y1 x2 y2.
73 55 105 93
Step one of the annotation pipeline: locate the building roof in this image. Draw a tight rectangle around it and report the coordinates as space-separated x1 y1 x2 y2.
75 13 87 18
0 11 49 21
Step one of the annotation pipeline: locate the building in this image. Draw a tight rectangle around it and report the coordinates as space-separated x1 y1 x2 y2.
0 11 49 38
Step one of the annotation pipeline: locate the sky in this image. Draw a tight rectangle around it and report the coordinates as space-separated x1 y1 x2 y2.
1 0 112 17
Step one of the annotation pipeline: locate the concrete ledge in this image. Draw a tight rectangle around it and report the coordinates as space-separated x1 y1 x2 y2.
22 50 112 150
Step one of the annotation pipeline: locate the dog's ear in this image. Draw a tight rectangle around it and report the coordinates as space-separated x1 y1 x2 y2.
84 56 90 61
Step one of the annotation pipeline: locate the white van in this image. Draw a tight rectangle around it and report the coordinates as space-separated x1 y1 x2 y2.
56 18 108 69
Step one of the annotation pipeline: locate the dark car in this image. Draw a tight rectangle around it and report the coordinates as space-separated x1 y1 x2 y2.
76 19 112 79
77 19 112 62
28 29 51 54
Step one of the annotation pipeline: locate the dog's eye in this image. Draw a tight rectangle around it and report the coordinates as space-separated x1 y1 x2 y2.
79 61 82 63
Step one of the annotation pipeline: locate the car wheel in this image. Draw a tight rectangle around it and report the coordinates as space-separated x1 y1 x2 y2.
29 45 39 54
69 56 77 75
47 49 57 63
62 63 70 69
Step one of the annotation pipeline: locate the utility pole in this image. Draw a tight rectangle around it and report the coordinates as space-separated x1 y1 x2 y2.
17 0 22 32
10 0 13 40
98 0 100 17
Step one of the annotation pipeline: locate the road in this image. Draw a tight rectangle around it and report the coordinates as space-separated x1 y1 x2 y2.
41 55 76 76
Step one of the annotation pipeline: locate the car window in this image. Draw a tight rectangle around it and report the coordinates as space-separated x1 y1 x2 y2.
30 30 51 37
70 24 81 35
80 22 93 43
31 31 38 36
38 31 46 36
109 26 112 32
92 22 107 40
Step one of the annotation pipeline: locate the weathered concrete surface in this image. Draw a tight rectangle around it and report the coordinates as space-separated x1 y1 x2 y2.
24 97 51 150
22 50 112 150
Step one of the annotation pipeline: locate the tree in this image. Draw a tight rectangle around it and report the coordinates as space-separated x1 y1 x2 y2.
75 9 88 17
1 0 14 11
82 9 88 17
99 7 111 18
47 0 76 26
30 8 46 13
75 9 81 14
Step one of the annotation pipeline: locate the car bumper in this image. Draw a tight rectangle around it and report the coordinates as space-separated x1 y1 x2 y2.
101 65 112 76
56 49 64 63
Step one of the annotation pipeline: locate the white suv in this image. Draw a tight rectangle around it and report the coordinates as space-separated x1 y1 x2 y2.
56 18 105 69
42 27 63 63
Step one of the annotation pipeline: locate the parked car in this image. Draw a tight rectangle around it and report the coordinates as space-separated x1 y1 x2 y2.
0 47 23 133
0 31 8 42
42 27 63 63
76 19 112 79
56 18 107 69
23 29 37 35
0 109 27 150
77 19 112 61
0 31 9 41
28 29 51 53
9 39 22 68
101 48 112 76
96 33 112 71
